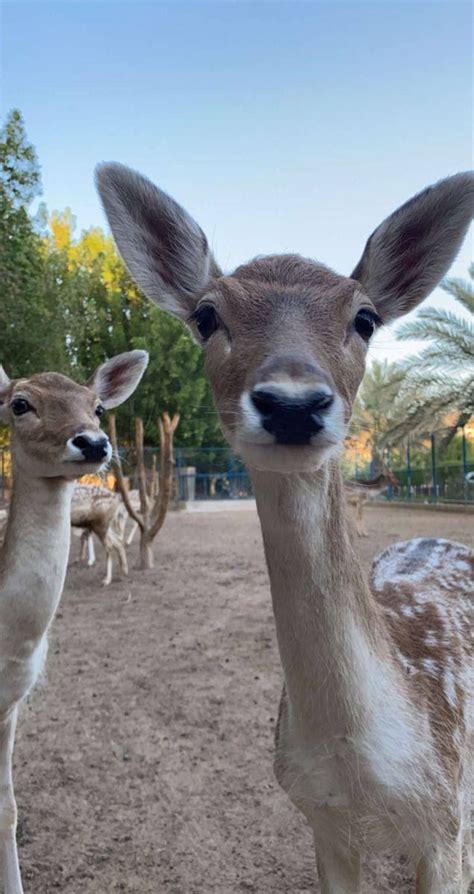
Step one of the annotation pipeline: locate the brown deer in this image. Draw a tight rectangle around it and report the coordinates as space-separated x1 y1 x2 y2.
96 164 473 894
71 484 129 585
345 469 399 537
0 350 147 894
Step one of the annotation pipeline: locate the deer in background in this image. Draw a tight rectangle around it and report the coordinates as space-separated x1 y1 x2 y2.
345 469 399 537
0 350 147 894
97 164 473 893
71 484 129 585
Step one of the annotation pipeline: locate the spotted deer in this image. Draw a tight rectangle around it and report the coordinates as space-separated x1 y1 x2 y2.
97 164 473 893
345 469 399 537
0 350 148 894
71 484 129 585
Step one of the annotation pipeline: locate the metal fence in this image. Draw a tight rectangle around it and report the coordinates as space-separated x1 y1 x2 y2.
344 427 474 505
1 426 472 504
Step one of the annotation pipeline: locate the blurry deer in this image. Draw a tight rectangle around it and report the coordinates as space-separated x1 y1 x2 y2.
71 484 129 585
345 468 399 536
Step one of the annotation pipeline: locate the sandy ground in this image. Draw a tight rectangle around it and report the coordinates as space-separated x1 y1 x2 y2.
15 504 473 893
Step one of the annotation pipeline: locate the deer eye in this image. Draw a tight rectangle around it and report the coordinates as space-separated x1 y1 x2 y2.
354 309 380 341
194 305 220 341
11 398 32 416
95 404 105 418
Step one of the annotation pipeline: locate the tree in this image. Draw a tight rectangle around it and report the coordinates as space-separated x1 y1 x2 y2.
0 108 41 206
350 360 400 473
0 109 224 448
0 110 70 377
109 412 180 570
384 267 474 445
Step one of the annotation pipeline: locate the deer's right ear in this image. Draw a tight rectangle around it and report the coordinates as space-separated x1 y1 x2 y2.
95 163 221 321
0 366 11 422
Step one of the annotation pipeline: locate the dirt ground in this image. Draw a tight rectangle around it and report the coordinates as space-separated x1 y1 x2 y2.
15 504 473 893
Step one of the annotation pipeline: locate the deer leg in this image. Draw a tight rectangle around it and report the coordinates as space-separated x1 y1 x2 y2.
79 531 88 564
314 833 361 893
102 544 113 587
0 709 23 894
416 841 463 894
109 529 128 577
356 499 368 538
126 521 138 546
81 531 95 566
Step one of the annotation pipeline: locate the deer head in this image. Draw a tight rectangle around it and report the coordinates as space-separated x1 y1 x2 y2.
0 351 148 478
96 165 473 473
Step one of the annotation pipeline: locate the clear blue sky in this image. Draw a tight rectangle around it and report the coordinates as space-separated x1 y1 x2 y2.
2 1 472 363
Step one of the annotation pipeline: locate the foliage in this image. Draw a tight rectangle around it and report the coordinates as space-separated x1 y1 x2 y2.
0 109 224 448
383 267 474 446
0 109 41 206
350 360 400 472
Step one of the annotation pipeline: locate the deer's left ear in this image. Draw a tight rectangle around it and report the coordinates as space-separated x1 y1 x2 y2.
0 366 11 422
351 172 474 322
88 350 149 409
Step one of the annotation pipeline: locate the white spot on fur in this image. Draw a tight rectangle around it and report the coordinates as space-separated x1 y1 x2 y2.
443 669 457 708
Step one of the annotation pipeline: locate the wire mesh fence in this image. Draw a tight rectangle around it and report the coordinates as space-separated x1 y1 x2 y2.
1 425 472 505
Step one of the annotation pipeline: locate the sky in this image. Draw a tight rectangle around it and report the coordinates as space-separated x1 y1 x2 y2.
2 0 472 365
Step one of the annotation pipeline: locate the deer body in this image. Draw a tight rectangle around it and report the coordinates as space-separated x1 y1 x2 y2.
0 351 148 893
97 163 473 891
0 474 72 713
259 466 471 891
345 471 397 536
71 484 128 585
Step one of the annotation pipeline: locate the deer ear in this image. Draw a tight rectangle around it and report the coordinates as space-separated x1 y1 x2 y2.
351 172 474 322
88 350 149 409
95 163 221 320
0 366 11 422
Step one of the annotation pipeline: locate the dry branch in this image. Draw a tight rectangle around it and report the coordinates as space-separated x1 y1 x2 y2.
108 414 144 532
109 411 179 570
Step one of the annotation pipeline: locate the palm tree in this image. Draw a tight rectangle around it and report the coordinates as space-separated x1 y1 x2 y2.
383 266 474 445
350 359 400 473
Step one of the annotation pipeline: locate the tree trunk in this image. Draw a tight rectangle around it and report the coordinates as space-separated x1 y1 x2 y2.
139 534 154 570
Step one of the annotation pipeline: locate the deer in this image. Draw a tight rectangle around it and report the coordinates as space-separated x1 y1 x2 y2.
96 164 473 893
0 350 148 894
71 484 129 585
345 469 399 537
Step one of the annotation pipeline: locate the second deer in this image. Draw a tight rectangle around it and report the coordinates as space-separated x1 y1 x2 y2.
0 350 147 893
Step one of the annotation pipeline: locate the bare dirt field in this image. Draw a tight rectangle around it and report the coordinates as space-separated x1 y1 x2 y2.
16 504 473 893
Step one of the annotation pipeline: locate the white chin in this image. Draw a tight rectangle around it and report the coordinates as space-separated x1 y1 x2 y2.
234 438 340 473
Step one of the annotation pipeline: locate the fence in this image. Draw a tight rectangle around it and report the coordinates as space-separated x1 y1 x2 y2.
1 426 472 505
344 426 474 505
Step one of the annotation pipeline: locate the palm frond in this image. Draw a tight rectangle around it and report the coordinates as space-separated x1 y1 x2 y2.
441 273 474 314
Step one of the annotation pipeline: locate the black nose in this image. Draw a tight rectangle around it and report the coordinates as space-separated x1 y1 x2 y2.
72 434 109 463
250 388 334 445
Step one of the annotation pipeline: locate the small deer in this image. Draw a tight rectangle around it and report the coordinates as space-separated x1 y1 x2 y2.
345 469 399 537
0 350 147 894
71 484 128 585
97 164 473 893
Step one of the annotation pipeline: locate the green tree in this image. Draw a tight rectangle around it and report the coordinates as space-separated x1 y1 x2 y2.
350 360 400 473
0 110 71 376
0 108 224 448
0 108 41 206
384 267 474 445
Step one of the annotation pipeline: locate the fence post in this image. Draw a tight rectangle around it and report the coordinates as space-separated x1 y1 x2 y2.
406 440 412 501
430 433 437 502
462 426 468 503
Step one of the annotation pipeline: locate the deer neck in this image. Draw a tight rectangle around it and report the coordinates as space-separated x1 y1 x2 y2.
251 460 390 736
0 461 74 640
